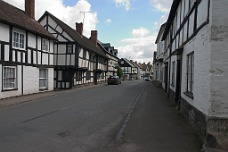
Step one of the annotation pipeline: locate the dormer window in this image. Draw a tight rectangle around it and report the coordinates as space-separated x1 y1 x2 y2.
42 38 49 51
13 31 25 49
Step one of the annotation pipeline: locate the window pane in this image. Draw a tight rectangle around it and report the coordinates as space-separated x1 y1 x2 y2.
3 66 16 90
39 69 48 89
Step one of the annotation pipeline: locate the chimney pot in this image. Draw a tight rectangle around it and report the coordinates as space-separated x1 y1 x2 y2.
25 0 35 19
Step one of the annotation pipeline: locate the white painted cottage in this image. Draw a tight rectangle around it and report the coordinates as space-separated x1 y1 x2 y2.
0 0 55 99
158 0 228 151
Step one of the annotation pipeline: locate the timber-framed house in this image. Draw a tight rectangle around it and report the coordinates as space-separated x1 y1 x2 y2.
0 0 56 99
119 58 137 80
98 42 119 77
159 0 228 151
38 11 108 89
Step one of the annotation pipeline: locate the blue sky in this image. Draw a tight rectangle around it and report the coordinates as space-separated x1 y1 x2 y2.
4 0 173 63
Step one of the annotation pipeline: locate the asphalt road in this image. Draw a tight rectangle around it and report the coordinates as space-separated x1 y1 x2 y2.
0 80 146 152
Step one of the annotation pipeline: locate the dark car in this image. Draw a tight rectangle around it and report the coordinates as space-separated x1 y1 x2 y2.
108 76 121 85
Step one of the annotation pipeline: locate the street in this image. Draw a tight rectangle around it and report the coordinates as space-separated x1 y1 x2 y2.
0 80 202 152
0 80 146 152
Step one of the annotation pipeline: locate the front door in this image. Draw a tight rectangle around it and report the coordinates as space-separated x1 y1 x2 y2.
175 59 182 103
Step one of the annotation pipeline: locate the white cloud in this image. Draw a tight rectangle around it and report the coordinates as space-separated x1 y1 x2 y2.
117 27 157 63
3 0 98 37
132 27 150 38
150 0 173 12
114 0 130 11
105 19 112 25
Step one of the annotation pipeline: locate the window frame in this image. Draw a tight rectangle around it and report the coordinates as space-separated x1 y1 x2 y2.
184 52 194 98
13 30 25 50
39 69 48 91
66 44 73 54
2 66 17 91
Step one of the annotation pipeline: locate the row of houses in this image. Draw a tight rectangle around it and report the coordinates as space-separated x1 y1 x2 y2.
154 0 228 151
119 58 153 80
0 0 119 99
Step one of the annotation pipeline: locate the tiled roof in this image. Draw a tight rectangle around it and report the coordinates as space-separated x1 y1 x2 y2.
97 41 119 60
122 58 136 67
0 0 55 40
39 11 107 58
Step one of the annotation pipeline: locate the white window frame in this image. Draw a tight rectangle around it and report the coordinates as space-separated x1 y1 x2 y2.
39 69 48 90
3 66 17 90
13 30 25 50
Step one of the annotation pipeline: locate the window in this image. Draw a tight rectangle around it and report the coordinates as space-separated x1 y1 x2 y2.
13 31 25 49
42 38 49 51
67 44 73 54
171 61 175 86
39 69 48 90
3 66 17 90
185 52 194 97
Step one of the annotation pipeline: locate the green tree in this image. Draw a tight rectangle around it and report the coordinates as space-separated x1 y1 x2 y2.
117 66 123 77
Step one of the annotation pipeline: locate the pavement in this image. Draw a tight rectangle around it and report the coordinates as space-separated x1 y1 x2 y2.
1 81 204 152
111 81 204 152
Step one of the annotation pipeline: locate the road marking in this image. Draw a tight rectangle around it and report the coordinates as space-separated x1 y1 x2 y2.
116 83 148 141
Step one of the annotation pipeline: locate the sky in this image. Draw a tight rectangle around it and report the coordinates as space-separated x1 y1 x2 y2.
3 0 173 63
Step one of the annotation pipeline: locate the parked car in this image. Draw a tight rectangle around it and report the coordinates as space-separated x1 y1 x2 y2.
145 77 150 81
108 76 121 85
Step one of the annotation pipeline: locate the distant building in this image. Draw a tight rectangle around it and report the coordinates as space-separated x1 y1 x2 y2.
98 42 119 77
119 58 137 80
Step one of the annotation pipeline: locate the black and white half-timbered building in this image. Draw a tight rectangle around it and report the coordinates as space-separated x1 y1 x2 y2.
119 58 137 80
98 42 119 77
157 0 228 150
38 11 108 89
0 0 55 99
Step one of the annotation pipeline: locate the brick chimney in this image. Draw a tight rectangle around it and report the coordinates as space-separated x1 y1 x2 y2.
91 30 98 46
76 22 83 36
25 0 35 19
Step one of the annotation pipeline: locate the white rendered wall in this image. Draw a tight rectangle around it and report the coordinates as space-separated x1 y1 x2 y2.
0 23 9 42
209 0 228 118
23 66 39 95
181 24 211 116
